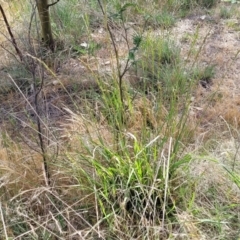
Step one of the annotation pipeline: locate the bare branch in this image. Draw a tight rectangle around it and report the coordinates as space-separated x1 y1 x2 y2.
47 0 60 8
0 4 23 61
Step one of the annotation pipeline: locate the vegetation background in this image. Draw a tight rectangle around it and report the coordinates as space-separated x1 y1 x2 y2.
0 0 240 239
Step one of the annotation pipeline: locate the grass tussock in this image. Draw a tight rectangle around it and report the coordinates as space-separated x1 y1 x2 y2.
0 0 240 239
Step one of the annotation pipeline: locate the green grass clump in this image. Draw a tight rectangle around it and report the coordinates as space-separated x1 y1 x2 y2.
197 0 218 8
219 6 232 19
66 115 194 238
192 65 215 87
51 0 90 45
133 36 193 101
148 10 176 29
61 31 199 237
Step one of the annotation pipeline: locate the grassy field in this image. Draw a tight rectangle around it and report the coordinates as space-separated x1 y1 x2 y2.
0 0 240 239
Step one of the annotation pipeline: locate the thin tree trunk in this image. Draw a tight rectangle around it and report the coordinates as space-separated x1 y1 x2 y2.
36 0 54 51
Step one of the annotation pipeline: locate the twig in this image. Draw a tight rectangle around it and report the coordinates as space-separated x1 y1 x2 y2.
28 0 37 49
0 4 23 61
47 0 60 8
97 0 124 106
8 74 51 186
162 137 172 228
32 63 51 187
0 202 8 239
0 43 21 63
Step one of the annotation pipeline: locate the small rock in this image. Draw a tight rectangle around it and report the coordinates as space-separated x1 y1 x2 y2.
52 80 60 85
80 42 88 48
200 15 206 20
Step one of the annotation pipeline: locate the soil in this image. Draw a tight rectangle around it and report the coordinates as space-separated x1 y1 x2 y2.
169 9 240 137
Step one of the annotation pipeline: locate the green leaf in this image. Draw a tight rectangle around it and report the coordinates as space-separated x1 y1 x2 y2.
133 35 142 47
120 3 136 12
128 50 135 60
